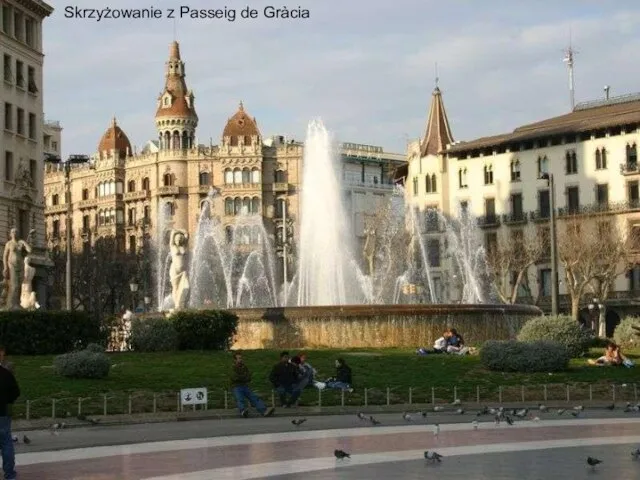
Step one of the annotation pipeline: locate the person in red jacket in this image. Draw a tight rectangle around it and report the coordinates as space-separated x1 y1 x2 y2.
0 361 20 480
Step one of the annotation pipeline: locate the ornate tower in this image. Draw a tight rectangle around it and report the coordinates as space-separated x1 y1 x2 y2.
419 85 454 158
155 41 198 150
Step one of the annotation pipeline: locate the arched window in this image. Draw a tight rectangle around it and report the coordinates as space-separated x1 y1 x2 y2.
142 177 150 190
224 169 233 184
483 164 493 185
239 226 250 244
251 225 262 244
627 143 637 166
425 175 432 193
242 197 251 214
99 210 105 225
251 168 261 184
601 148 607 169
275 170 286 183
251 197 260 214
52 194 59 205
537 156 549 176
412 177 418 195
233 168 242 184
458 168 467 188
116 181 123 194
242 168 250 184
163 173 173 186
233 197 242 215
431 174 437 193
225 226 233 243
199 171 210 186
167 202 175 216
510 160 521 181
224 198 234 216
109 181 115 195
127 180 135 192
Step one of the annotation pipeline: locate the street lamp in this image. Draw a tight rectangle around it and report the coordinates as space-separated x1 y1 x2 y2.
129 278 139 312
539 172 559 316
44 153 90 310
143 295 151 313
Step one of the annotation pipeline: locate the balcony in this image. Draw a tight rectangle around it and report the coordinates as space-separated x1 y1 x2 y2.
158 186 180 196
78 199 97 209
476 215 500 228
221 183 261 192
272 182 290 193
198 185 212 194
529 210 550 222
46 204 67 214
343 179 395 191
97 194 123 204
558 200 640 217
124 190 149 201
502 212 528 225
620 162 640 175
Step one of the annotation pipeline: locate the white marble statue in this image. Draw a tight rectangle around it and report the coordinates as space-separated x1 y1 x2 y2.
20 252 37 310
169 228 190 310
2 228 32 310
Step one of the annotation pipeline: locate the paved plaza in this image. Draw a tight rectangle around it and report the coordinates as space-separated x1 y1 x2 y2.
11 415 640 479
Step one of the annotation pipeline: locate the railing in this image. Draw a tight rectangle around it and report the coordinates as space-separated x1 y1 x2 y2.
529 210 550 222
10 382 640 421
558 200 640 217
123 191 148 201
502 212 528 225
620 162 639 175
157 186 180 196
272 182 289 193
198 185 211 194
97 194 123 203
343 179 395 191
45 204 67 214
476 215 500 228
78 199 97 209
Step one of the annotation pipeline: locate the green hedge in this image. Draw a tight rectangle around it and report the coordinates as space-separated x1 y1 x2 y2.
481 340 570 372
613 316 640 348
517 315 592 357
0 311 105 355
170 309 238 351
130 317 179 352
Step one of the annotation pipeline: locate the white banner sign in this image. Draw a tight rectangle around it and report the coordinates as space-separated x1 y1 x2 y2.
180 387 208 406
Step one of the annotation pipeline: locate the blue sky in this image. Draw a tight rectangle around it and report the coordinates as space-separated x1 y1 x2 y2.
44 0 640 157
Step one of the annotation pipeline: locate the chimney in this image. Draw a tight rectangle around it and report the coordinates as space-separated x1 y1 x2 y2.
604 85 610 100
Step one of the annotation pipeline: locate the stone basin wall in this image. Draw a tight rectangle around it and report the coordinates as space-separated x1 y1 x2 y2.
229 304 542 350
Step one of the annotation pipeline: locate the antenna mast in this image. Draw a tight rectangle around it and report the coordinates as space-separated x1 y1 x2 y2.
563 31 578 110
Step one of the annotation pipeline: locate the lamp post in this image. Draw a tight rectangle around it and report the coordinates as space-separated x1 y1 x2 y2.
540 173 559 316
129 279 139 313
44 153 90 310
143 295 151 313
588 298 607 337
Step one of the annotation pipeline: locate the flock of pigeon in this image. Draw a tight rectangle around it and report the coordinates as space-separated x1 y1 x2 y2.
290 399 640 471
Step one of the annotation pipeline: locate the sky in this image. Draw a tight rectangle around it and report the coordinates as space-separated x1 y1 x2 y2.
44 0 640 157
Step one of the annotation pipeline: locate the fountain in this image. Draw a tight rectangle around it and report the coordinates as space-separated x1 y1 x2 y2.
152 119 540 347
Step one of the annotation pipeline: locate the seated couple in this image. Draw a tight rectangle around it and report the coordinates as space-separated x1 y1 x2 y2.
588 343 634 367
417 328 470 356
292 355 354 392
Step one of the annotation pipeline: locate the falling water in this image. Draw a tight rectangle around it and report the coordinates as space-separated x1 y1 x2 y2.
155 200 172 311
295 120 366 306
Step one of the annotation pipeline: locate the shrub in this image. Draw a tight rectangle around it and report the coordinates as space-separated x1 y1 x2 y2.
53 349 111 379
480 340 570 372
85 343 105 353
517 315 591 357
613 316 640 349
0 311 105 355
130 317 179 352
171 310 238 350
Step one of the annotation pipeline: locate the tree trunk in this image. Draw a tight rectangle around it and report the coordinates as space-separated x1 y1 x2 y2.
571 296 580 321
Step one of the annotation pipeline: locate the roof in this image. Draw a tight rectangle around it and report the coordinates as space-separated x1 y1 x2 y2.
420 87 454 156
445 93 640 155
155 42 198 120
97 117 132 157
223 102 260 138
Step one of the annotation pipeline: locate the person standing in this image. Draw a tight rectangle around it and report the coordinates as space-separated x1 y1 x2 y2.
269 351 301 407
230 352 274 418
0 362 20 480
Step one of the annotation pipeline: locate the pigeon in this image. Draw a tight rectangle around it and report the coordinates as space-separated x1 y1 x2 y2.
488 407 497 415
357 412 366 420
556 409 566 415
494 414 501 426
433 406 444 412
433 423 440 436
605 404 615 411
424 450 443 463
402 412 412 421
530 416 541 422
334 449 350 460
22 435 31 445
505 416 514 425
631 448 640 460
11 435 18 443
573 405 584 411
291 418 307 426
538 404 548 412
472 420 479 430
514 409 528 418
452 399 461 405
456 408 465 415
50 422 65 435
587 457 602 468
369 416 381 426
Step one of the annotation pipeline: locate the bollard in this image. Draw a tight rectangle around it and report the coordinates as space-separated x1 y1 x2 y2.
521 385 525 403
364 388 368 407
224 390 229 410
318 387 322 408
103 394 107 416
128 395 132 415
153 394 157 414
51 398 56 419
386 387 390 406
409 387 413 405
498 386 502 404
612 385 616 403
589 385 593 402
476 385 480 404
543 384 548 402
26 400 30 421
431 387 435 404
192 402 196 412
341 389 345 407
77 397 82 416
566 385 570 403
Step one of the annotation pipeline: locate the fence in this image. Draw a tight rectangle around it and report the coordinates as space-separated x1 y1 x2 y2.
11 382 640 421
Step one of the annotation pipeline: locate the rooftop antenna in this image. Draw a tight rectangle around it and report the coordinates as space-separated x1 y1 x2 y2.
604 85 610 100
435 62 439 89
562 29 578 110
172 17 177 41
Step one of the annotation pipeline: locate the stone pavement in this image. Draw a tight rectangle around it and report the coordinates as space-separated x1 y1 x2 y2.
11 413 640 479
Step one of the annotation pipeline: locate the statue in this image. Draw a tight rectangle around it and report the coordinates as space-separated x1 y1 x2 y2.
20 233 38 310
2 228 32 310
169 228 190 310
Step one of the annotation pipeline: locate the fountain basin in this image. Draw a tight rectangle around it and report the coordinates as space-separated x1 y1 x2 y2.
230 304 542 349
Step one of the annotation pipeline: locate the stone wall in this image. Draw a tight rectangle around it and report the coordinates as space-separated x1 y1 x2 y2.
230 304 542 349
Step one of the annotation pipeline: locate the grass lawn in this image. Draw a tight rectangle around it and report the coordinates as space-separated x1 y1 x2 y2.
7 347 640 419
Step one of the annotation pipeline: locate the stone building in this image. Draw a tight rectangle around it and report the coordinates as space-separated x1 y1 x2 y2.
43 41 405 293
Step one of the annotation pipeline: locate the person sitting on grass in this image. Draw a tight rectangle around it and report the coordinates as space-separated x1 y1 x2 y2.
446 328 470 355
325 358 354 392
269 351 301 408
588 343 627 366
416 332 448 355
230 352 274 418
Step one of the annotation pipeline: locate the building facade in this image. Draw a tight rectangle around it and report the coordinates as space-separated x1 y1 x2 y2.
1 0 54 304
400 86 640 327
43 42 405 289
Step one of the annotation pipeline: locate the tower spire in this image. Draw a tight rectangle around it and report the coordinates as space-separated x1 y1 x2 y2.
419 80 454 157
434 62 439 89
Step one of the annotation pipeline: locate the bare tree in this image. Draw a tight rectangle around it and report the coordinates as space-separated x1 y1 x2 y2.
486 228 545 304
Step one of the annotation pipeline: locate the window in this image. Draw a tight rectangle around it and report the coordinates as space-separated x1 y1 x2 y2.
627 144 638 167
537 155 549 177
82 188 88 200
51 140 58 151
538 226 550 252
128 235 136 254
1 5 10 34
13 10 23 42
539 268 552 296
163 173 173 186
142 177 150 190
28 112 35 139
251 168 261 184
484 197 496 221
251 197 260 215
52 194 59 205
128 208 136 226
596 184 608 207
3 54 11 82
628 181 639 207
29 159 36 184
4 103 12 130
242 168 250 184
483 164 493 185
143 205 150 222
538 190 550 218
412 177 418 196
224 198 233 215
15 60 23 88
511 193 523 220
4 151 13 181
427 239 440 267
459 201 468 216
629 265 640 291
458 168 467 188
224 169 233 184
199 171 210 186
233 168 242 184
485 232 497 256
510 160 521 181
566 186 579 213
25 17 34 47
52 219 60 238
425 174 437 193
425 208 439 232
274 170 286 183
234 197 241 215
565 150 578 174
16 108 24 135
82 215 90 232
27 66 37 94
595 148 607 170
127 180 135 192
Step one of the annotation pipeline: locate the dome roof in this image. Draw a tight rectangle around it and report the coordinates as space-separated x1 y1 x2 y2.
223 102 260 138
98 117 132 157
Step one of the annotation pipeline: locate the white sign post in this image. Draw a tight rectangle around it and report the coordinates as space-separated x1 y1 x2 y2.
180 387 208 411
